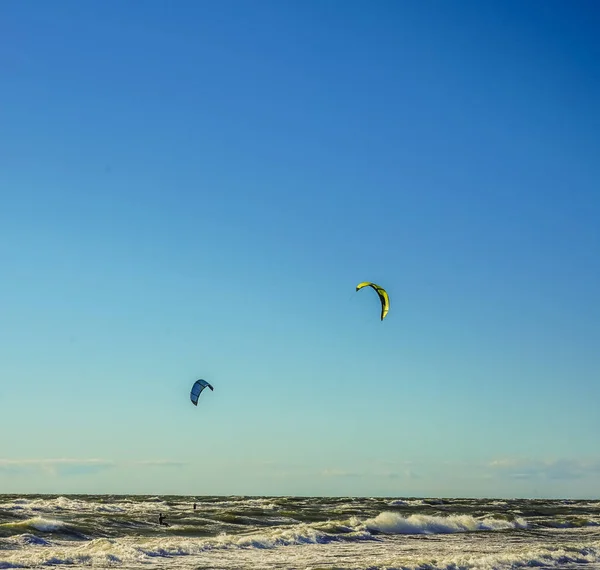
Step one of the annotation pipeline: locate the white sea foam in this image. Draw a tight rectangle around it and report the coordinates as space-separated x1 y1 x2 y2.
1 534 599 570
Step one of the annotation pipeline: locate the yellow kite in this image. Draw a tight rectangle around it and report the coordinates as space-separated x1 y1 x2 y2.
356 282 390 321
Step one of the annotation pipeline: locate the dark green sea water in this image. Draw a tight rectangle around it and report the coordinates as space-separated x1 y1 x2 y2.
1 495 599 569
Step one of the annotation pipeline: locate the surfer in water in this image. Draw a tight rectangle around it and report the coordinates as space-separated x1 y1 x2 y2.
158 513 169 527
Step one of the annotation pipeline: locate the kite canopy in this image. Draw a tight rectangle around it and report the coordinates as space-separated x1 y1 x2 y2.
356 282 390 321
190 379 214 406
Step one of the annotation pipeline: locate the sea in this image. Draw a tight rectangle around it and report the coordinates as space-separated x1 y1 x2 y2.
1 495 599 569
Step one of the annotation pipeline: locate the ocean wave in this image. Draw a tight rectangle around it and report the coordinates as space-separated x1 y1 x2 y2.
0 497 132 515
0 529 598 569
0 518 66 533
373 542 600 570
388 500 410 507
149 522 373 553
0 529 339 567
363 512 527 534
386 499 434 508
11 534 50 547
0 496 288 520
0 520 372 567
543 518 600 529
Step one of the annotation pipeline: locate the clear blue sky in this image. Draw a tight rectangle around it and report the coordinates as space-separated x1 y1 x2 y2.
1 0 599 499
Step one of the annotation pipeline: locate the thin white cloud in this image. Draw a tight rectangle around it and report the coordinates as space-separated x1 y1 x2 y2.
0 459 111 466
489 457 600 481
320 468 419 480
130 460 188 468
0 459 115 476
0 458 189 476
321 469 363 478
376 459 416 467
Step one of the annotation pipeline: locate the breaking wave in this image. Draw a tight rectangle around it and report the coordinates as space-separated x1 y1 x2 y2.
1 517 66 533
364 512 527 534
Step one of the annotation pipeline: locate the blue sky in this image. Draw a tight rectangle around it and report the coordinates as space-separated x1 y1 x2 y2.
1 0 599 499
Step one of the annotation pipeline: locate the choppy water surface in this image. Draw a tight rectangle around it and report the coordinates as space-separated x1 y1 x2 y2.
1 495 599 569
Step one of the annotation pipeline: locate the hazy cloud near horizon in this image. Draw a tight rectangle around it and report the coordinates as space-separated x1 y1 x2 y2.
488 458 600 481
1 455 599 498
0 459 188 476
2 456 598 492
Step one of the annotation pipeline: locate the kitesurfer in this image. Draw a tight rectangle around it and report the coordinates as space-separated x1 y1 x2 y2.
158 513 168 526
